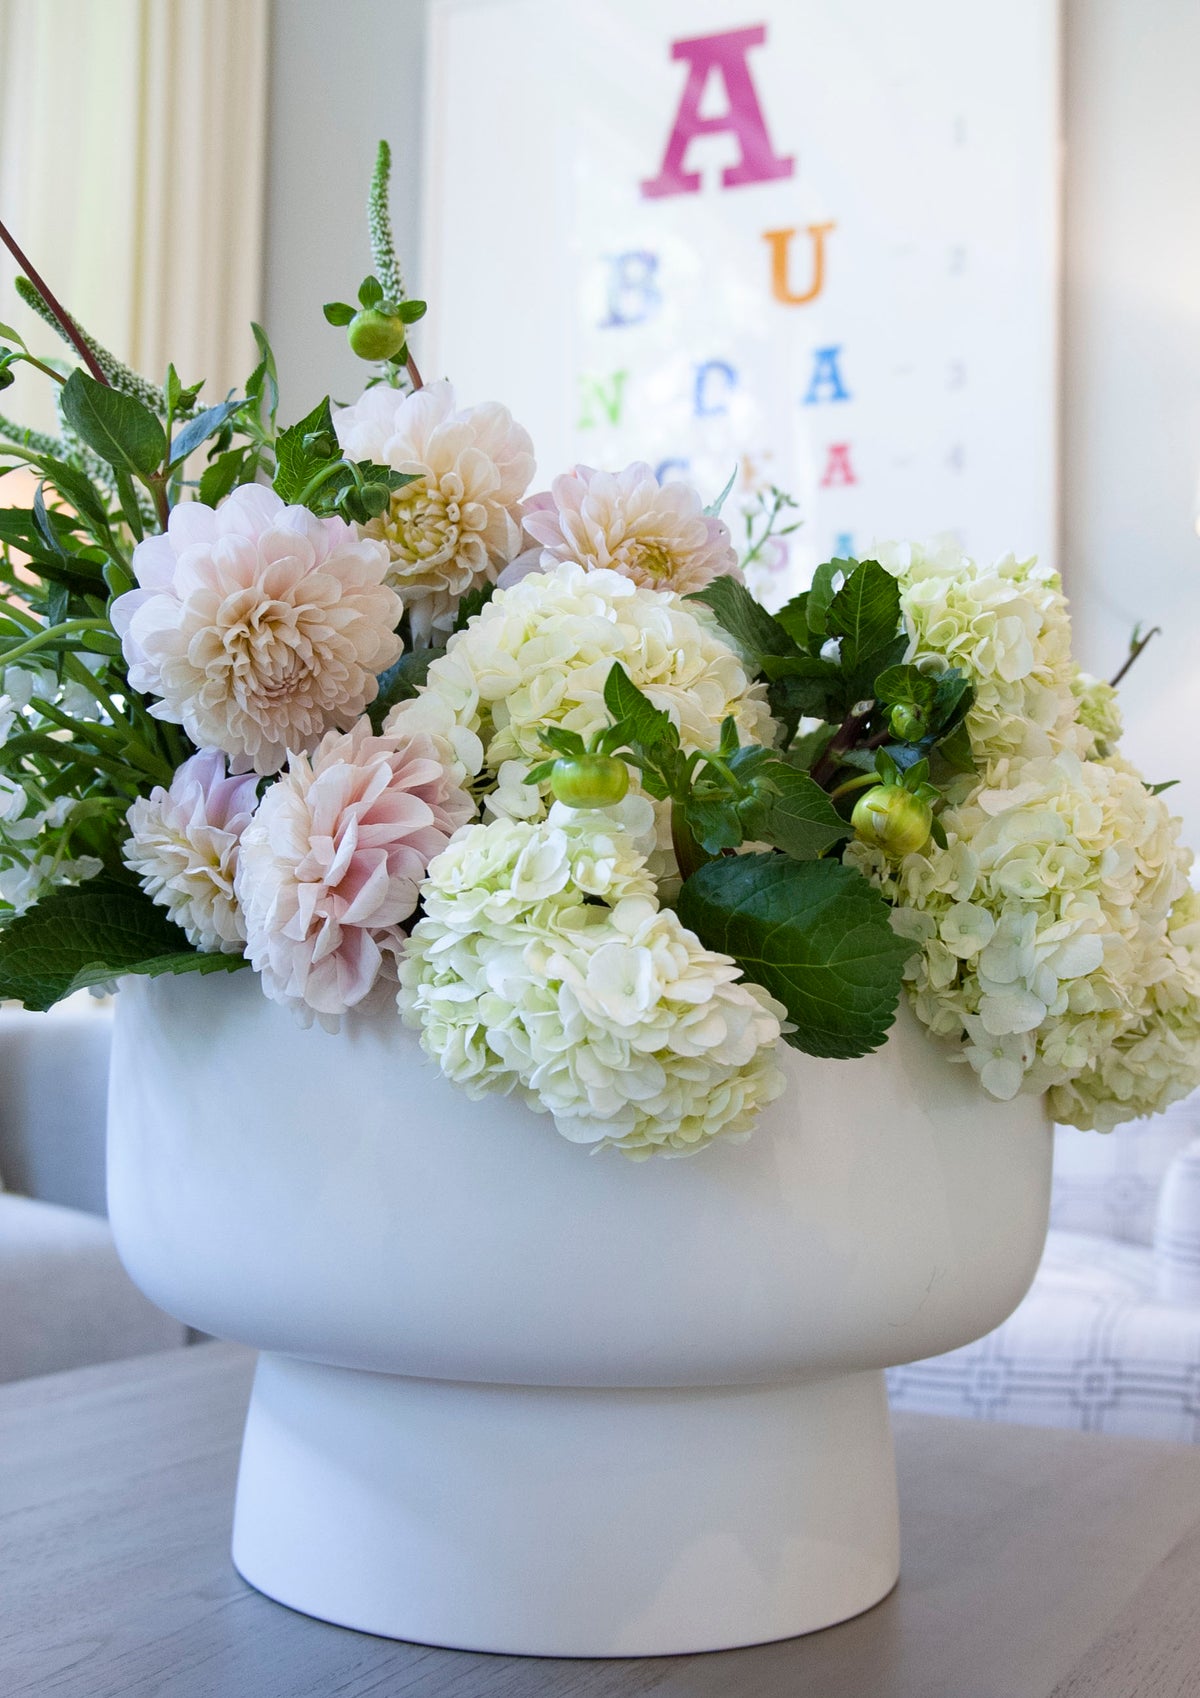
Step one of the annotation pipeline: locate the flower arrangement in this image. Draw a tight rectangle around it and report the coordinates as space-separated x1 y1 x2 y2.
1 145 1196 1157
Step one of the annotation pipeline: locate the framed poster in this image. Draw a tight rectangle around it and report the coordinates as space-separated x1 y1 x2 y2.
423 0 1059 602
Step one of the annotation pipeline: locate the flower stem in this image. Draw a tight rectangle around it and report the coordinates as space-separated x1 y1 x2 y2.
829 772 879 801
0 219 109 386
0 618 112 668
1110 626 1162 689
406 350 424 391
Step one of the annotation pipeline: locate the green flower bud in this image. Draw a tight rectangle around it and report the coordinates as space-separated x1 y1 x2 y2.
550 754 630 810
358 481 392 518
347 308 408 362
888 703 926 742
851 784 932 857
301 431 336 460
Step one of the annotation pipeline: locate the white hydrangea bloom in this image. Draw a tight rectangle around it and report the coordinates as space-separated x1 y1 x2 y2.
874 537 1079 778
385 562 775 853
399 812 786 1158
848 749 1200 1125
333 379 534 645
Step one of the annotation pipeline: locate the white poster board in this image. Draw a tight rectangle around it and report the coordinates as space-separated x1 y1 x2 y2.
424 0 1059 600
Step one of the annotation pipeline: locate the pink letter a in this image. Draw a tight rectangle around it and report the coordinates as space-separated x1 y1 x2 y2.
641 25 795 200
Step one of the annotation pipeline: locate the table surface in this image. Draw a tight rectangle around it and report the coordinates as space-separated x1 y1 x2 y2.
3 1344 1200 1698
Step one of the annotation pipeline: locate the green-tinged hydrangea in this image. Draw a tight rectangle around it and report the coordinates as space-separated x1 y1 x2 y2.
846 750 1200 1125
1070 668 1124 758
875 536 1079 779
398 807 787 1158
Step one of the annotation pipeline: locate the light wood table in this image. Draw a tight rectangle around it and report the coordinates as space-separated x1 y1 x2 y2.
3 1343 1200 1697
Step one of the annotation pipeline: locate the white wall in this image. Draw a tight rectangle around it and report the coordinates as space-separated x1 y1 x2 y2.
262 0 427 421
264 0 1200 842
1063 0 1200 843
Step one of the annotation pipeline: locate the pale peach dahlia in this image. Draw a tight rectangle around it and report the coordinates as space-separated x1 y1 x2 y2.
236 719 474 1022
518 463 741 596
333 380 535 644
113 485 403 776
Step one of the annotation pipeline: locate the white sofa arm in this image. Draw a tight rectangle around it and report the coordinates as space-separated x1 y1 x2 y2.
1154 1135 1200 1303
0 1003 113 1214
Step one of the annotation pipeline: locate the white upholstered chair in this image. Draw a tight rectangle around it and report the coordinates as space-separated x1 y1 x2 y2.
888 1096 1200 1441
0 1000 185 1382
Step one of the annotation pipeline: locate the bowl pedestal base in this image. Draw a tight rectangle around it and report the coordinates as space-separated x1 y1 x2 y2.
231 1352 901 1657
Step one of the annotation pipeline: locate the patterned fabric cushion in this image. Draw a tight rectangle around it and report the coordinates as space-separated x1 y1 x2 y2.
1049 1093 1200 1246
1155 1138 1200 1305
887 1230 1200 1444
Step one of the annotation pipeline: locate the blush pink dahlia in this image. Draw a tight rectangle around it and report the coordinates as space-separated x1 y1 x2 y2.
236 719 475 1022
124 749 259 952
112 485 403 776
333 379 535 644
514 463 741 596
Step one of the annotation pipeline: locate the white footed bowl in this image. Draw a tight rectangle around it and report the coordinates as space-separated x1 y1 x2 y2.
107 970 1051 1656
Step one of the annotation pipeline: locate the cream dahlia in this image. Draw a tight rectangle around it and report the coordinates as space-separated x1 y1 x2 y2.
236 718 474 1021
516 462 741 596
112 485 403 775
333 379 534 644
124 749 259 951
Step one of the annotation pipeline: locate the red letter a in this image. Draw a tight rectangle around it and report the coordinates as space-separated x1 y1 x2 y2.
641 26 795 200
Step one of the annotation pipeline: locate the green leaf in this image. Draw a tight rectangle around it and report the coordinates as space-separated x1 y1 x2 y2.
272 397 337 503
676 853 912 1059
826 560 902 697
168 398 243 466
358 275 384 308
249 323 279 427
0 878 245 1011
397 299 427 325
681 795 744 854
603 662 674 749
874 664 937 712
703 465 737 517
806 559 848 639
323 301 355 326
198 447 253 506
686 576 798 670
931 719 975 776
60 370 166 478
366 647 444 730
775 591 809 648
740 765 850 861
1146 779 1180 796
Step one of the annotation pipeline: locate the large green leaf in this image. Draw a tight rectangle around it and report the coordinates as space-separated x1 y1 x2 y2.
686 576 799 670
826 560 903 698
740 764 849 861
0 879 246 1011
676 853 912 1058
603 661 674 750
60 370 166 478
272 397 338 504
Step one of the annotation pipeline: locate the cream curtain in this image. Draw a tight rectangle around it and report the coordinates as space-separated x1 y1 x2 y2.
0 0 269 434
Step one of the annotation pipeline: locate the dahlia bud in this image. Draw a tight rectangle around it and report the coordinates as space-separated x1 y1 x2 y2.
851 784 932 857
358 481 392 518
888 703 926 742
347 308 408 362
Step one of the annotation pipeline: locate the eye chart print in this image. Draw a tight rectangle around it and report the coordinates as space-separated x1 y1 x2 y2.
423 0 1059 602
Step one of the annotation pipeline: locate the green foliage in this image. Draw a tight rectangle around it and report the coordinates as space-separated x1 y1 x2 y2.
60 371 166 478
677 854 912 1059
825 560 905 700
273 395 419 521
367 648 446 731
0 879 246 1011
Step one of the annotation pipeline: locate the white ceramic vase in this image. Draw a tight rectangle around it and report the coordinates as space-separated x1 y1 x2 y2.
107 970 1051 1657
